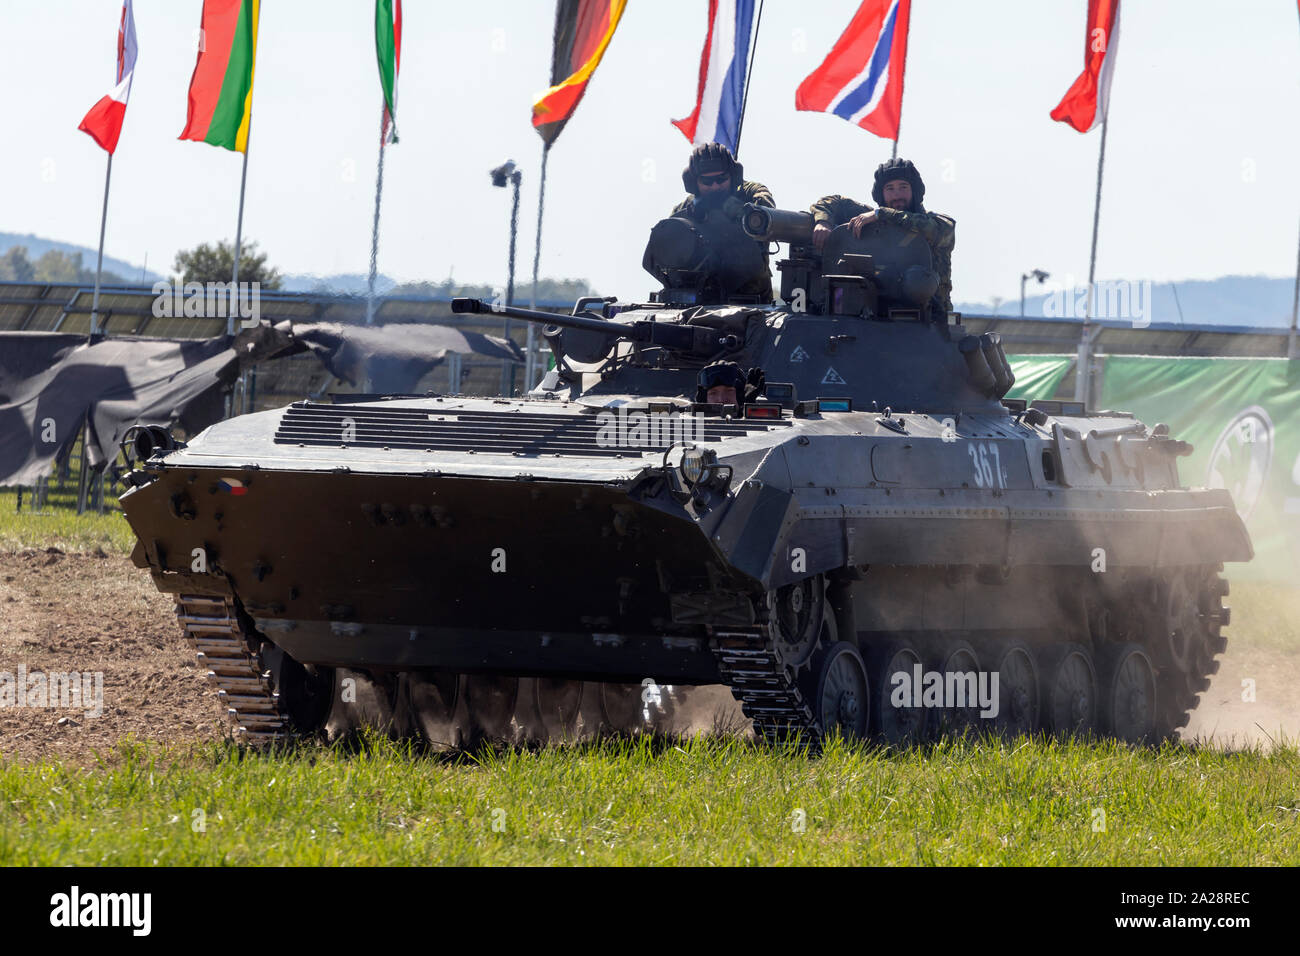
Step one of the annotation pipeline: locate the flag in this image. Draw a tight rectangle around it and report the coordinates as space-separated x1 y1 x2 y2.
532 0 627 145
78 0 138 153
1050 0 1121 132
796 0 912 141
179 0 260 152
672 1 757 154
376 0 402 144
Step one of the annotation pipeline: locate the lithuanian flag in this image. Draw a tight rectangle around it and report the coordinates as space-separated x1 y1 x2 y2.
179 0 260 152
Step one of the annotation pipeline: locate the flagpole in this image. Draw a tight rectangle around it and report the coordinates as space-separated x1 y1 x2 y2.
230 141 252 338
733 0 765 157
1289 216 1298 359
228 91 256 419
1076 114 1109 404
89 153 113 337
526 141 551 391
366 111 388 327
1288 0 1299 359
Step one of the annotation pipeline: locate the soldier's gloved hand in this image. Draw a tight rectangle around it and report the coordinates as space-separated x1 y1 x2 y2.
721 195 746 220
812 224 831 250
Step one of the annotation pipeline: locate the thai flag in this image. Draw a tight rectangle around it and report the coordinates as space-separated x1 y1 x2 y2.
672 0 757 154
1050 0 1121 133
78 0 138 153
795 0 912 142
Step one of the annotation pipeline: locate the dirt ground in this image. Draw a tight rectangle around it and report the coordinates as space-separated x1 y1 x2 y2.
0 550 223 764
0 550 1296 764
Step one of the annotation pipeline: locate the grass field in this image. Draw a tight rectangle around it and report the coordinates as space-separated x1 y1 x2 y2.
1 497 1298 866
0 490 135 554
1 734 1297 865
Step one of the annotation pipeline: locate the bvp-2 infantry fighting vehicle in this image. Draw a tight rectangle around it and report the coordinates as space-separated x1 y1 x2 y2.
118 204 1250 746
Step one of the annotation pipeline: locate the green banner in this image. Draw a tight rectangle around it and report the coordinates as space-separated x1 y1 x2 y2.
1006 354 1074 402
1099 356 1300 580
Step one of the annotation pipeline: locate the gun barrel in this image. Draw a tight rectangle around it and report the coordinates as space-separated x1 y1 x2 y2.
450 298 621 336
741 206 815 244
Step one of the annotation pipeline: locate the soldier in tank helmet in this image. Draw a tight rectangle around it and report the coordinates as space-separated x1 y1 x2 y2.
669 142 776 301
695 360 766 415
809 158 956 316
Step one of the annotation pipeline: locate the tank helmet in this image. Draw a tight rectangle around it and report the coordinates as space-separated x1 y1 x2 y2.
695 360 746 402
871 157 925 210
682 142 744 194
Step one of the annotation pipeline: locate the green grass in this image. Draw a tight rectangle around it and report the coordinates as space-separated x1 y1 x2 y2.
0 491 135 554
0 497 1296 866
1227 581 1300 653
1 734 1297 865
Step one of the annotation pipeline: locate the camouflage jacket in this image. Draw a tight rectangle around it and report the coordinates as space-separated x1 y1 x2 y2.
809 195 956 313
669 181 776 299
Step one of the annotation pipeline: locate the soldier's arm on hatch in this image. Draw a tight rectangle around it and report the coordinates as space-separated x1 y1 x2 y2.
809 195 870 228
876 207 956 250
809 195 870 249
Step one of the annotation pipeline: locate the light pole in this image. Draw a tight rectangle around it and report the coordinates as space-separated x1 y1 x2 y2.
491 160 522 396
1020 269 1050 317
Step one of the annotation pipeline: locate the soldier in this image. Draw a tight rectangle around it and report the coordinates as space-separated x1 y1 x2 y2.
669 142 776 301
695 360 766 414
809 158 956 316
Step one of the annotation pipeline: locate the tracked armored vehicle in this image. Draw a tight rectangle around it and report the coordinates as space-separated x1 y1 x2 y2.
119 206 1250 746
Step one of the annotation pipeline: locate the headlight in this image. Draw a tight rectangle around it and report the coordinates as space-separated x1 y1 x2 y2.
680 447 707 485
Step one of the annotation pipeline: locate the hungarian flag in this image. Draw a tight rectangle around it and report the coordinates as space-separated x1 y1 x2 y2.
78 0 138 153
375 0 402 144
796 0 912 142
1050 0 1121 132
179 0 260 152
672 0 757 154
532 0 627 145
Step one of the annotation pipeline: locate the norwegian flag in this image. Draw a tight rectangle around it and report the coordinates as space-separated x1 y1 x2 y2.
78 0 138 153
1051 0 1122 132
795 0 912 142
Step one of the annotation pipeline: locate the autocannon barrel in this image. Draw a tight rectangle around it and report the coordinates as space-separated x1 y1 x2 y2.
451 297 735 355
450 297 623 336
741 205 815 244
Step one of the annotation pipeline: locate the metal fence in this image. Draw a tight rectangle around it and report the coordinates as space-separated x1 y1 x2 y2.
4 280 1295 515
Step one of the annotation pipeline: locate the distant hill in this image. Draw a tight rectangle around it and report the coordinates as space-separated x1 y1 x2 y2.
956 275 1297 328
280 272 398 295
0 232 161 284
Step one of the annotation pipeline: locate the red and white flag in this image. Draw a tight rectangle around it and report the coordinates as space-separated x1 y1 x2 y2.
78 0 138 153
1050 0 1121 133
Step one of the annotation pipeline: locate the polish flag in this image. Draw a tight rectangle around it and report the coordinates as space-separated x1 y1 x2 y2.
1050 0 1121 133
79 0 138 153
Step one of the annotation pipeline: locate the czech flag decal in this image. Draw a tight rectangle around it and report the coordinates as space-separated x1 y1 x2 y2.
218 477 248 496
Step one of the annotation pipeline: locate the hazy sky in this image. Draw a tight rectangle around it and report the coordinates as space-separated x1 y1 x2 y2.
2 0 1298 306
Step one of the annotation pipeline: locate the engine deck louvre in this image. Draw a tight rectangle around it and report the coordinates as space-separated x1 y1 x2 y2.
273 402 786 457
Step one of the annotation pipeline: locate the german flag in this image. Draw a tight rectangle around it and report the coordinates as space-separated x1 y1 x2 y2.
531 0 626 145
179 0 259 152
